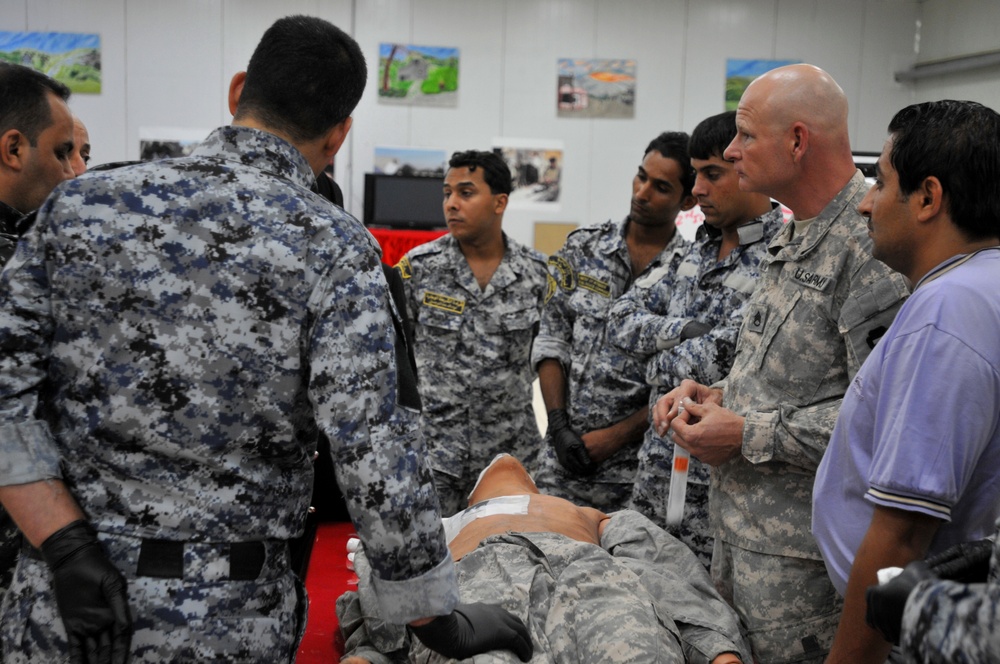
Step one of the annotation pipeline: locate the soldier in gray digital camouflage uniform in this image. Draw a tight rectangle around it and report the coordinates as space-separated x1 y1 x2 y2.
0 16 529 664
607 111 784 568
867 519 1000 663
532 132 695 513
0 63 76 607
652 65 909 663
0 63 75 266
395 150 548 516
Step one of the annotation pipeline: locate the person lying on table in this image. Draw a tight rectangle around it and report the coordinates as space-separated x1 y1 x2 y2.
337 454 750 664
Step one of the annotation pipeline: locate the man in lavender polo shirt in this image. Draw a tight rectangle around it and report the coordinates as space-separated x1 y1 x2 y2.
813 100 1000 664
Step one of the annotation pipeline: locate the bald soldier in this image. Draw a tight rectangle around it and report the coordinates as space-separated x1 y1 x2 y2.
652 64 909 662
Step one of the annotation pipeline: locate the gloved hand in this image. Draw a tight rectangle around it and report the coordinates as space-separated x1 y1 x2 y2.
926 539 993 584
410 602 533 662
40 520 132 664
865 559 935 645
679 320 713 340
547 408 596 476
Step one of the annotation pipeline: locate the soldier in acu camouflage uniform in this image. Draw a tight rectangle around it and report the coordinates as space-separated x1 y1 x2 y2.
395 150 548 516
607 111 784 568
0 16 529 664
652 65 909 663
531 132 696 513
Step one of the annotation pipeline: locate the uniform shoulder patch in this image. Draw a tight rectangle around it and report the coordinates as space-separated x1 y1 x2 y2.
422 291 465 315
395 256 412 279
545 274 558 304
549 255 576 291
745 304 767 334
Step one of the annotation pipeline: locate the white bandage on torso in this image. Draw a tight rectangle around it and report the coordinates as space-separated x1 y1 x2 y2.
442 494 531 544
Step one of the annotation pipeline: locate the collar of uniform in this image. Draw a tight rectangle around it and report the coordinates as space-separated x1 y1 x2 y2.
593 217 629 257
646 222 690 270
766 170 866 258
0 200 24 236
694 215 764 248
735 204 785 246
191 126 317 192
441 231 520 294
487 233 522 291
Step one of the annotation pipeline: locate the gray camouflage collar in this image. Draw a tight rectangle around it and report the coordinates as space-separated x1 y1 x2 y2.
191 125 317 191
767 170 866 257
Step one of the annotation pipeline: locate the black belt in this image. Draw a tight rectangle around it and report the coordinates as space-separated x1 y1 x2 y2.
24 538 269 581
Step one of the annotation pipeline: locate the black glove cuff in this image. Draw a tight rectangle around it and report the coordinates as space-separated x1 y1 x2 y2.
408 612 456 648
40 519 99 570
546 408 570 433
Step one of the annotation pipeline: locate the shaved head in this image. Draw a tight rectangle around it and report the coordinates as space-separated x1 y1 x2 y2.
725 64 857 217
743 64 849 146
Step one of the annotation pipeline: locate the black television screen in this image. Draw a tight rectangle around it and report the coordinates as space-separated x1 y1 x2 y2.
853 151 879 180
364 173 446 229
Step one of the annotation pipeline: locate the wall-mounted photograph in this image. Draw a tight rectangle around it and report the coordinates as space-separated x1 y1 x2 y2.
374 146 447 177
557 58 635 119
138 127 208 162
725 58 800 111
493 138 564 208
0 31 101 93
378 43 459 107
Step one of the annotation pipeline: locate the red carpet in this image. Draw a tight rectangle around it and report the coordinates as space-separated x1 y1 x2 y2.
296 521 357 663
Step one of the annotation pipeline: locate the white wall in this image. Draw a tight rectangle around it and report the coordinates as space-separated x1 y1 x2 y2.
907 0 1000 113
7 0 990 248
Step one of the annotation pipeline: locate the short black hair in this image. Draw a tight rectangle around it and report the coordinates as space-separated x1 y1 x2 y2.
888 100 1000 241
448 150 513 195
644 131 695 197
234 15 367 142
689 111 737 161
0 62 71 145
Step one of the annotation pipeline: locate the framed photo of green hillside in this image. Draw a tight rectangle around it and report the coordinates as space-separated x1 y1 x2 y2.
378 43 458 107
0 31 101 94
725 58 799 111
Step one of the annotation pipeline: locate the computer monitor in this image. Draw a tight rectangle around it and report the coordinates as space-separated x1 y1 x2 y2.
363 173 446 229
853 151 879 183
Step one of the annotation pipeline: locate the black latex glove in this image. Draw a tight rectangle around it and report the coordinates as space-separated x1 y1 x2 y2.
40 520 132 664
410 602 533 662
679 320 713 340
926 539 993 584
865 560 935 645
547 408 597 476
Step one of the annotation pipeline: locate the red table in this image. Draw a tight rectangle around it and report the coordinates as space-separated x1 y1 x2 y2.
367 227 448 266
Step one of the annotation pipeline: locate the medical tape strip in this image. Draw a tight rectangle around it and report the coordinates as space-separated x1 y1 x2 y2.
441 495 531 545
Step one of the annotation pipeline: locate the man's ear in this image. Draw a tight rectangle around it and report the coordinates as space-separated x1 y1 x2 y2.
680 193 697 212
228 71 247 116
322 116 353 159
790 122 809 162
0 130 26 170
493 192 509 215
914 175 944 222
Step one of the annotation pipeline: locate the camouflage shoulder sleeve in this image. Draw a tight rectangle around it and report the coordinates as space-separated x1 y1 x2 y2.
307 238 457 623
901 573 1000 662
0 211 65 485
